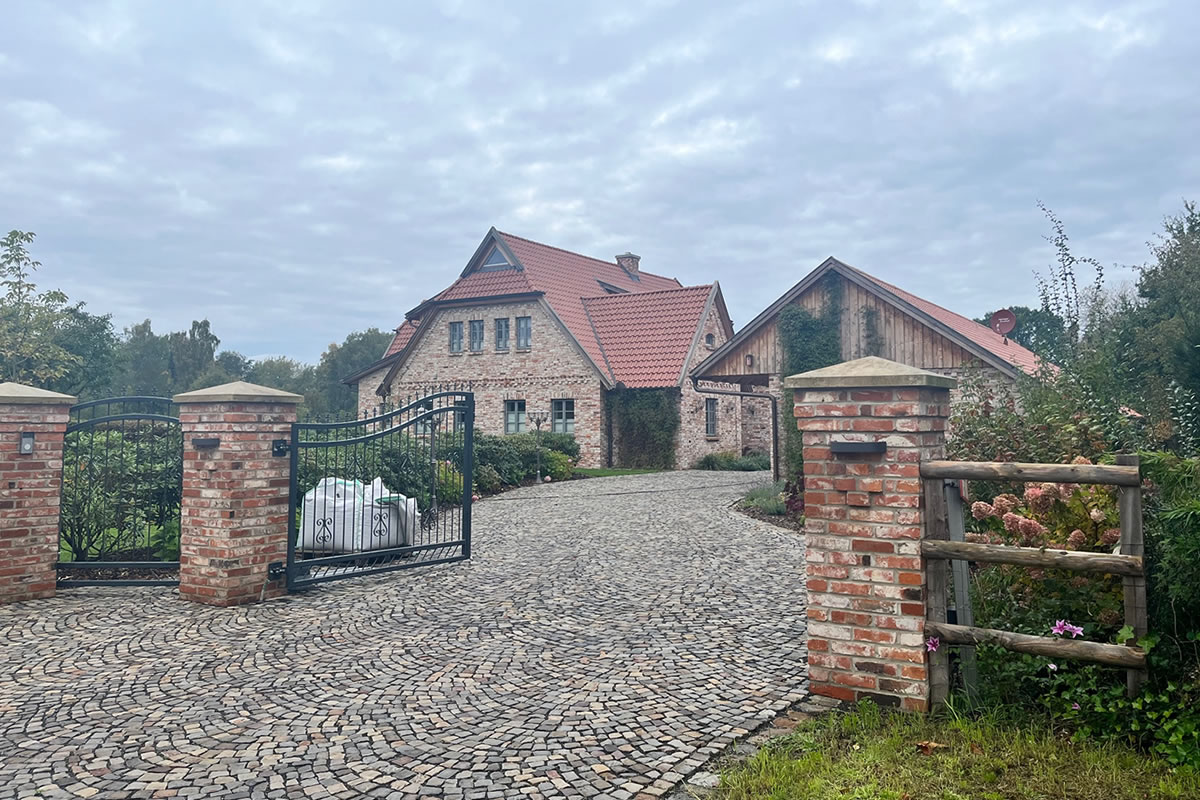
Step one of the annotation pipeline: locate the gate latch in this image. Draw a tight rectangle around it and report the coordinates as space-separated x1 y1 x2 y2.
272 439 290 457
268 561 287 581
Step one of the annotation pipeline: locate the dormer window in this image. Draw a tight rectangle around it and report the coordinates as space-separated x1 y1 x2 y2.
480 246 511 271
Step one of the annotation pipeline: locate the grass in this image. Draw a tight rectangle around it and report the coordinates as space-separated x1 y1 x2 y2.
718 702 1200 800
741 480 788 516
573 467 665 478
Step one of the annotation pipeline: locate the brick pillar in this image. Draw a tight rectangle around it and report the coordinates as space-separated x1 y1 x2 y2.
0 383 76 603
783 357 953 711
174 381 302 607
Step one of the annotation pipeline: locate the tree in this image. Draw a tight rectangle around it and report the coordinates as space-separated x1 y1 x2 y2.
314 328 394 414
114 320 171 396
167 319 220 390
974 305 1067 360
0 230 79 384
47 304 120 399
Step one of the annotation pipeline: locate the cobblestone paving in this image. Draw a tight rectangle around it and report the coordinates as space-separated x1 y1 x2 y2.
0 471 807 799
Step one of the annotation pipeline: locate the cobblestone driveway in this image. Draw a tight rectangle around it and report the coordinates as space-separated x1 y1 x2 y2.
0 471 807 800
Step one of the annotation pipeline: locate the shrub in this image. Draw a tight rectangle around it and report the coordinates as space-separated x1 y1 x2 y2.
741 481 788 515
544 450 573 481
434 460 464 501
693 450 771 471
608 387 679 469
474 464 502 495
472 433 580 486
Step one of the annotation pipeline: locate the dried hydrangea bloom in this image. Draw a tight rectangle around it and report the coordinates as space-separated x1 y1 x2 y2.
1002 512 1023 534
1024 486 1054 514
965 532 989 543
1039 482 1060 500
1089 508 1106 523
1018 517 1048 544
1066 529 1087 550
1071 455 1094 465
992 494 1020 515
1100 528 1121 546
1057 483 1079 499
971 501 995 520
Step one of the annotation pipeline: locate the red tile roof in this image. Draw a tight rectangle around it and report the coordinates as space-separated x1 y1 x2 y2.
583 285 716 388
383 319 420 357
843 265 1043 375
496 231 682 378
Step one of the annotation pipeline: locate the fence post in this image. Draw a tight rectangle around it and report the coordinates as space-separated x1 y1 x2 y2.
0 383 76 604
173 381 302 607
1116 453 1147 697
785 357 954 711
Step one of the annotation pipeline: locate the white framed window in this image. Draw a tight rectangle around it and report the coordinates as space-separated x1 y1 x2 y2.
705 397 718 437
469 319 484 352
448 321 463 353
505 399 526 434
551 399 575 434
495 318 510 351
516 316 531 349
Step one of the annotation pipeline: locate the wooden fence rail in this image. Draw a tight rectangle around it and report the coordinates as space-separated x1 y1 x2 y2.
921 454 1149 705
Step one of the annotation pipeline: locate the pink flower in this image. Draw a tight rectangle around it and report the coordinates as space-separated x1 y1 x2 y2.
1024 485 1054 514
992 494 1020 515
1066 529 1086 550
1072 456 1093 465
1100 528 1121 546
1018 517 1048 544
1051 620 1084 638
965 532 988 544
543 475 552 483
1058 483 1078 499
971 501 996 520
1072 702 1080 710
1048 663 1058 671
1002 512 1023 534
1089 508 1105 523
925 636 940 653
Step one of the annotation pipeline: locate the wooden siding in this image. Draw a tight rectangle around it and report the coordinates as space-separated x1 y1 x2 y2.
702 274 978 379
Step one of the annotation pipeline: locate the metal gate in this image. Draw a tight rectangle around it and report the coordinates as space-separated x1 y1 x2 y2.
58 397 183 587
281 391 474 590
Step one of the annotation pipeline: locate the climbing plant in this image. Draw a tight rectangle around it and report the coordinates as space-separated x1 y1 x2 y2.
862 306 884 357
608 386 681 469
778 273 844 482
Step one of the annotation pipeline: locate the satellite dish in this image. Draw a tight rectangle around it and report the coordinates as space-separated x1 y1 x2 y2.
989 309 1016 337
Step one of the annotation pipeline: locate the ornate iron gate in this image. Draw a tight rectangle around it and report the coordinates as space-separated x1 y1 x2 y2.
58 397 183 587
282 391 474 590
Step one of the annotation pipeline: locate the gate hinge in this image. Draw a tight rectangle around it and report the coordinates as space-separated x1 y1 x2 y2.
268 561 287 581
272 439 290 457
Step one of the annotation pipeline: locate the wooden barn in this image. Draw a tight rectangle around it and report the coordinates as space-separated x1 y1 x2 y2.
690 257 1043 460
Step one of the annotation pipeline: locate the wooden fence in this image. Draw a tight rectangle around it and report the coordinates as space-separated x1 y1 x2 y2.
921 454 1148 705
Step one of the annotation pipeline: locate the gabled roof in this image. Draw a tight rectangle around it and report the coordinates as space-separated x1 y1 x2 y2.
582 284 727 388
346 228 688 389
692 257 1044 380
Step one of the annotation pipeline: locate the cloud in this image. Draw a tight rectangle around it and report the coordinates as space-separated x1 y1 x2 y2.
0 0 1195 363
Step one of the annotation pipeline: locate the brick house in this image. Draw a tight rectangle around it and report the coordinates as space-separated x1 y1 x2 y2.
345 228 743 469
691 256 1044 464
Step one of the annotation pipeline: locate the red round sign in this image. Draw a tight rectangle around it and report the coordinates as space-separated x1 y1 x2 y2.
990 309 1016 336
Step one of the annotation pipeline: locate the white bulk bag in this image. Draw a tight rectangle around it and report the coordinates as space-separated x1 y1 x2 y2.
298 477 416 554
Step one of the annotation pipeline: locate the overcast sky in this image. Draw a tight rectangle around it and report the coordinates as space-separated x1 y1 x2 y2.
2 1 1197 361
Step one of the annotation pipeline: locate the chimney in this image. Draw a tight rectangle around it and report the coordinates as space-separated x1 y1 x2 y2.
616 252 641 277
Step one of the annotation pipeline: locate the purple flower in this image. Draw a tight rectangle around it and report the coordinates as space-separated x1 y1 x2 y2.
1051 619 1084 638
925 636 940 653
1072 702 1081 710
1048 663 1058 671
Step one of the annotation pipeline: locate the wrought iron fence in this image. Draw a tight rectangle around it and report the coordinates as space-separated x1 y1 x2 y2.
281 389 474 589
58 396 183 587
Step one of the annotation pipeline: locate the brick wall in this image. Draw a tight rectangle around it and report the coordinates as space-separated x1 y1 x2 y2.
176 390 299 607
675 303 743 468
0 391 73 603
786 359 953 711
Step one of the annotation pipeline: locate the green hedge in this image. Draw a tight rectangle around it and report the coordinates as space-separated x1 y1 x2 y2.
693 450 771 471
472 433 579 491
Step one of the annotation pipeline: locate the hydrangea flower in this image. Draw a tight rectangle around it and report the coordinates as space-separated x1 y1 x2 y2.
1100 528 1121 546
1002 512 1023 534
1051 619 1084 638
1017 517 1047 544
1066 529 1086 550
1089 508 1106 523
992 494 1020 515
971 501 996 520
1024 485 1054 514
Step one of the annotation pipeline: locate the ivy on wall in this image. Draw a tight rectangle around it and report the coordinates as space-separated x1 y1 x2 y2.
607 386 681 469
778 273 845 482
862 306 884 357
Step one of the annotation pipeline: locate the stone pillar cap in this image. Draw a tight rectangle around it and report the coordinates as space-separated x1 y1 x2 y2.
783 356 956 390
0 382 77 404
173 381 304 404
